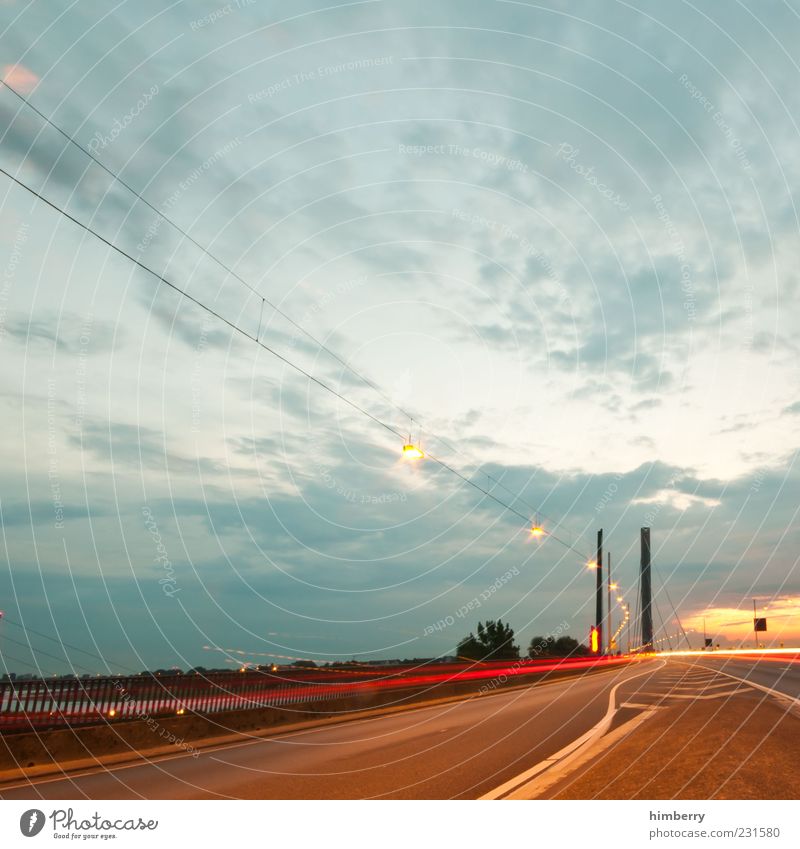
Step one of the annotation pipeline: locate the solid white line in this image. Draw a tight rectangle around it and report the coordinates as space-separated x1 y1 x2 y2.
0 663 635 792
505 708 659 800
478 660 665 800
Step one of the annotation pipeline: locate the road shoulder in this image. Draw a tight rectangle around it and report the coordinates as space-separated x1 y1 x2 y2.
530 690 800 800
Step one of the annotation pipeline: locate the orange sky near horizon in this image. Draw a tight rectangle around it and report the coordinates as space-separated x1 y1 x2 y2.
682 596 800 648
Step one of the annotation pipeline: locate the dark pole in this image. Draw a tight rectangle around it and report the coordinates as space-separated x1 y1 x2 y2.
596 529 603 655
607 551 612 654
753 599 757 650
640 527 653 652
627 608 631 655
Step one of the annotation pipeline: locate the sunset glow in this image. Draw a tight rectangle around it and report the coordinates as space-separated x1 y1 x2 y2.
682 596 800 647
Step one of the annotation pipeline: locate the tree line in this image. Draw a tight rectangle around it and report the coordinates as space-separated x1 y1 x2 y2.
456 619 590 661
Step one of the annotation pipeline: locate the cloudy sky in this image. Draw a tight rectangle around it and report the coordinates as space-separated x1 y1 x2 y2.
1 0 799 675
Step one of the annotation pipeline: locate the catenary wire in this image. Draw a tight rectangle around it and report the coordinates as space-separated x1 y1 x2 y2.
0 163 592 565
0 78 571 535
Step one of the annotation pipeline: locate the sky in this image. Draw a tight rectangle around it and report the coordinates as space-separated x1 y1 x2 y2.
1 0 800 676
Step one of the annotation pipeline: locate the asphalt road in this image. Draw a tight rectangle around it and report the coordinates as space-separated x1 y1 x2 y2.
0 660 664 800
687 654 800 701
2 655 793 800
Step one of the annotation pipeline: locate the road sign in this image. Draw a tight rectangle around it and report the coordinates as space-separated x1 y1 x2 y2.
754 617 767 632
704 638 713 648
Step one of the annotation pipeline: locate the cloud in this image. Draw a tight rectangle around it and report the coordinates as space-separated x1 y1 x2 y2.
0 499 108 527
1 63 39 94
135 283 237 351
2 0 800 670
67 418 222 477
1 310 120 355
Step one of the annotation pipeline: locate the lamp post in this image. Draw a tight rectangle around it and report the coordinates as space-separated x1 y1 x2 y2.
608 579 620 655
608 559 620 655
596 529 603 655
627 606 631 655
607 552 611 654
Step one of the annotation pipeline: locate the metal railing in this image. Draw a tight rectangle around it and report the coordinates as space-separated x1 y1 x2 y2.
0 656 628 732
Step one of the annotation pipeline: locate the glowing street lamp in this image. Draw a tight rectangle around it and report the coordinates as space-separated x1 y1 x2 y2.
587 560 598 570
403 419 424 460
530 523 545 538
402 443 424 459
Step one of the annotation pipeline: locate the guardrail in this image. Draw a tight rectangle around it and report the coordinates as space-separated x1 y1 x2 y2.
0 655 630 732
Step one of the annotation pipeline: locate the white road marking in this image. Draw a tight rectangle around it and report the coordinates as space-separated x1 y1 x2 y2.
689 662 800 706
505 708 659 800
664 681 740 691
0 663 637 792
633 688 749 700
479 660 666 800
485 659 798 801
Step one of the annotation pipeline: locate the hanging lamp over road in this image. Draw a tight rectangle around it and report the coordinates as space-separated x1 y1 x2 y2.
402 418 424 459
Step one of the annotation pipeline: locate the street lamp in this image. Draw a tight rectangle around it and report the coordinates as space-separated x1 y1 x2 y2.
402 443 424 459
403 419 424 459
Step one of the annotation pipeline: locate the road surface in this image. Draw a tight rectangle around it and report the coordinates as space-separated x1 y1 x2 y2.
688 653 800 702
1 655 795 800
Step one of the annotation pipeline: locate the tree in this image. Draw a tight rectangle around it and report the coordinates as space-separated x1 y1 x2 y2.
457 619 519 661
528 635 555 657
528 634 589 658
553 635 589 656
